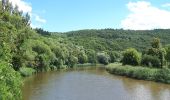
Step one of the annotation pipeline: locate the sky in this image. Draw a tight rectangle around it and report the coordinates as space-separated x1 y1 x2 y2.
7 0 170 32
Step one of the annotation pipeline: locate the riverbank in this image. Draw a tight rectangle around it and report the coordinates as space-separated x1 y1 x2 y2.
20 63 103 77
106 63 170 84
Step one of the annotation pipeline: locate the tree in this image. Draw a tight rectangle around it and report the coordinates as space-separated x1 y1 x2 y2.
147 38 165 67
141 54 161 68
122 48 141 66
86 49 97 64
78 51 88 64
165 45 170 66
108 51 120 63
97 52 110 65
67 55 78 68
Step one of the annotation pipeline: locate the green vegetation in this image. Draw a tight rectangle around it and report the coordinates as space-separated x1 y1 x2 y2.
58 29 170 52
0 61 22 99
122 48 141 66
19 67 36 77
106 63 170 84
2 0 170 99
106 38 170 83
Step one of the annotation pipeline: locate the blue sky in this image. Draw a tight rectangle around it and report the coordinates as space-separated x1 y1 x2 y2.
9 0 170 32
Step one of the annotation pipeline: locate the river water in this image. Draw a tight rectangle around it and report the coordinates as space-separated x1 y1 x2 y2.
22 67 170 100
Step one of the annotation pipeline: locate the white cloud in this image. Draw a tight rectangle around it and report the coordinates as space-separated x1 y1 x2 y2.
35 15 46 23
9 0 32 13
121 1 170 30
30 23 42 28
7 0 46 28
162 3 170 7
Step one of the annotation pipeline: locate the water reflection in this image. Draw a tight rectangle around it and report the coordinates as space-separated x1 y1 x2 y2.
22 67 170 100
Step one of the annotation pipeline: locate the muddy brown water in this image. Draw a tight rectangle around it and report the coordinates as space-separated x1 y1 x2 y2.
22 67 170 100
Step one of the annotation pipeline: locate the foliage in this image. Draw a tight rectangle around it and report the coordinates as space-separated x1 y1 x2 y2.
97 52 110 65
106 63 170 84
141 55 161 68
78 51 88 64
35 28 51 36
86 49 97 64
0 61 22 100
107 51 121 63
67 55 78 68
165 45 170 67
122 48 141 66
59 29 170 52
19 67 36 77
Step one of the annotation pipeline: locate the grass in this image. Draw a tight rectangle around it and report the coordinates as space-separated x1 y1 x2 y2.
19 67 36 77
106 63 170 84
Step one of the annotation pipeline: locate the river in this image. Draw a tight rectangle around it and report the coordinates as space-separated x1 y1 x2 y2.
22 67 170 100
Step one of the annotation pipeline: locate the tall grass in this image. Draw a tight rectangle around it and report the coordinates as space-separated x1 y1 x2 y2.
106 63 170 84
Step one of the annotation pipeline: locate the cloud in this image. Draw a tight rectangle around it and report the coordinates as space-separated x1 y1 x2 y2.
162 3 170 7
7 0 46 28
30 23 42 28
9 0 32 13
35 15 46 23
121 1 170 30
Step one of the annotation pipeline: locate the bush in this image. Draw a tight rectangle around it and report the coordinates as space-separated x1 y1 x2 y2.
78 52 88 64
108 51 121 63
19 67 36 77
122 48 141 66
141 55 161 68
67 55 78 68
97 52 110 65
155 68 170 83
0 61 22 100
86 49 97 64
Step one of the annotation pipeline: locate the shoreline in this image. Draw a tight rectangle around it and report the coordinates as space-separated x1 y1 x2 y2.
106 63 170 84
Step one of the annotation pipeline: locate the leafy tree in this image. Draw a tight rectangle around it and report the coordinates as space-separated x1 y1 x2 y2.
97 52 110 65
122 48 141 66
86 49 97 64
67 55 78 68
78 51 88 64
165 45 170 67
141 54 161 68
108 51 121 63
147 38 166 67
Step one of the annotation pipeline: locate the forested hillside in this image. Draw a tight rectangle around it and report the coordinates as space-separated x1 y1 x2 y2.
1 0 170 99
56 29 170 52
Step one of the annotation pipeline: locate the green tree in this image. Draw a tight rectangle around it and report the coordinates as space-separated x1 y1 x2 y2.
122 48 141 66
97 52 110 65
147 38 165 67
165 45 170 67
86 49 97 64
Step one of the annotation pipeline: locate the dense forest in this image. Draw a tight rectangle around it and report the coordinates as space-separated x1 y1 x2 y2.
55 29 170 52
1 0 170 100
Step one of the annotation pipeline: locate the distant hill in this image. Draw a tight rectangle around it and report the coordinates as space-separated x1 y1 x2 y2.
53 29 170 52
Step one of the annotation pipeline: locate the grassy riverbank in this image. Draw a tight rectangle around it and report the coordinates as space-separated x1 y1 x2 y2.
106 63 170 84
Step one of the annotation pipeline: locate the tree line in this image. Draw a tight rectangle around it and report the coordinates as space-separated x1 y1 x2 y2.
1 0 170 99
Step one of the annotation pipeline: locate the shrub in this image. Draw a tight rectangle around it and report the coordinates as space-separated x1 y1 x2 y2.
78 52 88 64
97 52 110 65
86 49 97 64
155 68 170 83
122 48 141 66
141 55 161 68
0 61 22 100
19 67 36 77
108 51 121 63
67 56 78 68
